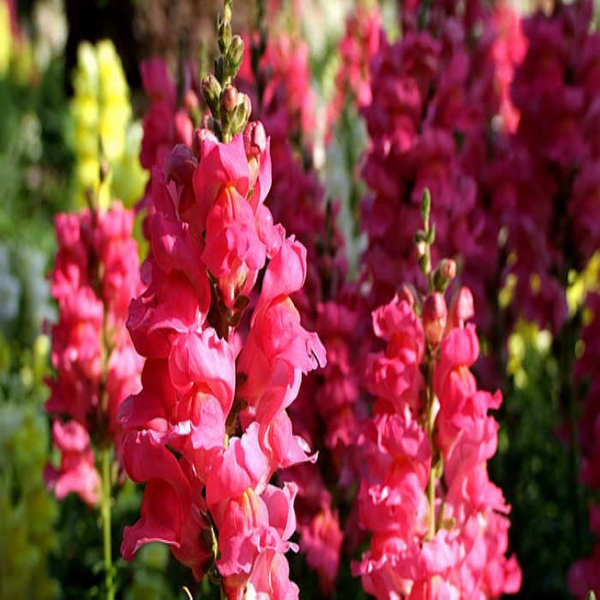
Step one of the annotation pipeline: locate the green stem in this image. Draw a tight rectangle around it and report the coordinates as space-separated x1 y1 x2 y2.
424 349 437 541
100 447 115 600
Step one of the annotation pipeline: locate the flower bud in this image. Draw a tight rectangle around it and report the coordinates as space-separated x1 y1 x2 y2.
243 121 266 158
218 14 232 54
422 293 447 346
433 258 457 292
214 55 225 82
202 73 221 115
225 35 244 78
239 93 252 121
439 258 456 280
221 85 239 113
421 188 431 225
229 94 252 135
448 286 474 330
184 89 199 112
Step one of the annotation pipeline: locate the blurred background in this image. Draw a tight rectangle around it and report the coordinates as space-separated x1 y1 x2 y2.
1 0 600 599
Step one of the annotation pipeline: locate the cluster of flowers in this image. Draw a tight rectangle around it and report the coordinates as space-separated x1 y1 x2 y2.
326 2 381 135
44 203 142 506
353 276 521 598
482 5 600 587
120 48 327 595
359 0 512 315
358 1 600 595
490 0 600 334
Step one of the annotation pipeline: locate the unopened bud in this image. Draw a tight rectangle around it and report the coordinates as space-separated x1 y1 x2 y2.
184 89 199 112
440 258 456 280
223 2 232 25
239 93 252 120
202 73 221 115
214 55 225 83
221 85 238 113
416 239 427 259
218 14 232 53
448 286 474 329
422 293 447 346
225 35 244 79
433 258 457 292
229 94 252 135
421 188 431 226
243 121 267 158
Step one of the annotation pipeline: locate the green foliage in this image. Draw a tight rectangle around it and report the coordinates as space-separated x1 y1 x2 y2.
0 55 74 244
490 322 593 599
0 334 59 600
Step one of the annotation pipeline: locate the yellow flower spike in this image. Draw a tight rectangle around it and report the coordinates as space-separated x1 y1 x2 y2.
566 251 600 315
112 121 149 207
71 38 145 208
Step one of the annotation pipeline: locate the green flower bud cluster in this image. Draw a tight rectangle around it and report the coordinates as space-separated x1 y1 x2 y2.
71 40 147 209
202 0 251 142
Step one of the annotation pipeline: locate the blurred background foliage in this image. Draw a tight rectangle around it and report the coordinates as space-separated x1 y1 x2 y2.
491 322 591 599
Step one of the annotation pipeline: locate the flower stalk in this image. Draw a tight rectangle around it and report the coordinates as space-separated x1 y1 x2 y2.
100 446 115 600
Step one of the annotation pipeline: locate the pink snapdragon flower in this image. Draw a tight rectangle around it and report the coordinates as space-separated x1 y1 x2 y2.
45 203 143 505
119 120 325 597
354 286 520 598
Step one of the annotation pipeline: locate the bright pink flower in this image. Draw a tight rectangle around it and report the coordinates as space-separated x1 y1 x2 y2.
121 114 324 593
238 237 325 424
192 133 250 230
44 420 100 506
46 204 143 506
355 285 519 597
202 188 266 306
223 549 300 600
366 297 424 413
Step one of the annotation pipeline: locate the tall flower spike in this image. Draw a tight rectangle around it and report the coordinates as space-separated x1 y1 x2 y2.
353 192 521 598
119 3 325 597
45 202 143 600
